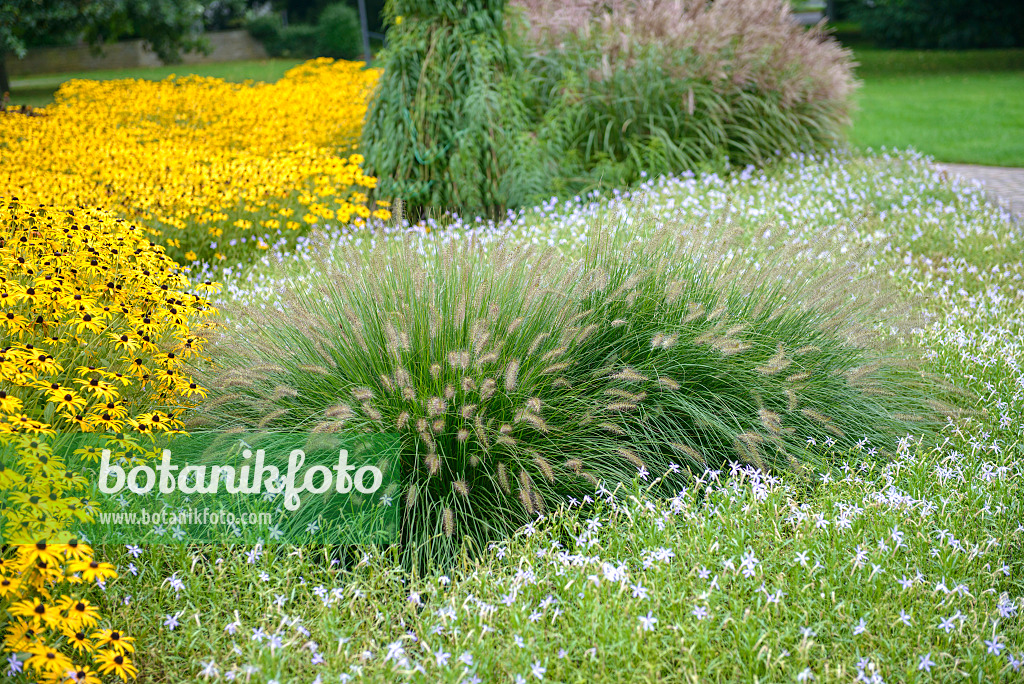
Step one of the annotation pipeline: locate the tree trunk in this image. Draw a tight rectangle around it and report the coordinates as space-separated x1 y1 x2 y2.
0 56 10 99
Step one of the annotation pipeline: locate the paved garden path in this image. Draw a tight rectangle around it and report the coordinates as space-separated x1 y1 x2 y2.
936 163 1024 219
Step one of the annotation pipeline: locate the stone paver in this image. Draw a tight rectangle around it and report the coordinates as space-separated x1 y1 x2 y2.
936 162 1024 220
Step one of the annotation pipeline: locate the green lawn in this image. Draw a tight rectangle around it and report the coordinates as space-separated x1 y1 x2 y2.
850 49 1024 167
5 58 303 109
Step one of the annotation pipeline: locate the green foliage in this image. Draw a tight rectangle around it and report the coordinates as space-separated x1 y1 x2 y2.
247 4 362 60
245 13 321 58
850 0 1024 49
201 217 942 568
316 3 362 59
359 0 531 218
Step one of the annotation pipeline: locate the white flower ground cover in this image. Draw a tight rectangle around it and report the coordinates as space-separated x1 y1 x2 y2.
59 151 1022 684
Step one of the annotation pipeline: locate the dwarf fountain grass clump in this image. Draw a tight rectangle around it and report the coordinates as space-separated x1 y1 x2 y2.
198 217 948 568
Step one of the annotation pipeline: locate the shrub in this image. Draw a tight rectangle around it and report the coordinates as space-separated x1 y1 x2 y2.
850 0 1024 50
360 0 531 219
279 24 323 58
506 0 857 204
317 3 362 60
246 12 287 55
199 216 946 569
0 199 218 679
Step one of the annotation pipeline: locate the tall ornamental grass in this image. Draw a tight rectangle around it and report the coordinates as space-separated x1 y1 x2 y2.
359 0 530 219
506 0 857 203
198 216 952 569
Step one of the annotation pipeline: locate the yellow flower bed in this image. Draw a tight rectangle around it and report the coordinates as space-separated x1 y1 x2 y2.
0 199 218 681
0 58 388 264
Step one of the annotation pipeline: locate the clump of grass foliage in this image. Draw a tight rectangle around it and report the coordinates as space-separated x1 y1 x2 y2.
198 216 952 569
362 0 856 216
506 0 857 203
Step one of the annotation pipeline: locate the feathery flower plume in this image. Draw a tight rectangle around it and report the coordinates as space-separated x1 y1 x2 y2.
258 409 289 428
845 363 881 384
453 480 470 497
574 324 599 344
786 388 799 411
611 319 628 327
541 346 567 362
801 408 833 425
599 422 626 436
756 343 792 375
532 454 555 482
563 458 584 473
605 388 647 401
442 507 455 537
606 401 638 412
325 403 354 420
514 410 549 433
670 442 707 466
528 332 550 356
362 402 382 422
657 376 680 391
541 362 569 375
448 350 471 370
476 351 499 366
504 359 520 391
480 378 497 400
758 408 783 435
297 364 332 375
497 461 511 494
352 387 374 401
251 364 286 374
610 366 648 383
786 371 812 383
424 453 440 475
683 302 706 323
396 411 410 430
474 414 489 447
714 338 753 355
618 447 646 470
430 363 442 379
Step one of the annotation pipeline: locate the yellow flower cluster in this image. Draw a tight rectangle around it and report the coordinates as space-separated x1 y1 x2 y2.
0 58 389 264
0 199 218 680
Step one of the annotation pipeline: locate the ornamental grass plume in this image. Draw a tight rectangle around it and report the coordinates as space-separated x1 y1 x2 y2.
505 0 857 204
0 200 218 680
200 212 951 569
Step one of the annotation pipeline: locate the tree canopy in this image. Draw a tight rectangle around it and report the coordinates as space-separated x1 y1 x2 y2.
1 0 219 95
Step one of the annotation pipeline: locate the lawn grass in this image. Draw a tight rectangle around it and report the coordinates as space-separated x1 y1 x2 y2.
5 58 303 108
849 48 1024 167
